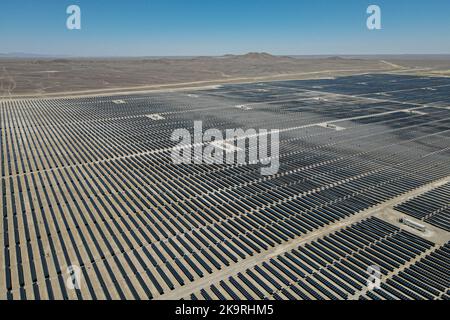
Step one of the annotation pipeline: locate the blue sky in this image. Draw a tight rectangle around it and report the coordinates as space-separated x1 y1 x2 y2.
1 0 449 56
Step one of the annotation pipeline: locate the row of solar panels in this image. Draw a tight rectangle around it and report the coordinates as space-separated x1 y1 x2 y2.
4 82 448 178
361 242 449 300
269 74 450 102
2 82 450 179
2 123 450 299
1 75 449 300
395 182 450 231
186 217 447 300
0 156 448 298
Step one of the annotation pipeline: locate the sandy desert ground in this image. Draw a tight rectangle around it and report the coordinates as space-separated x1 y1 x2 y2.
4 53 450 98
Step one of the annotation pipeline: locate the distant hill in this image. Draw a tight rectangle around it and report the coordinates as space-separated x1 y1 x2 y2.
0 52 401 96
325 56 346 60
219 52 297 63
241 52 276 59
223 52 280 59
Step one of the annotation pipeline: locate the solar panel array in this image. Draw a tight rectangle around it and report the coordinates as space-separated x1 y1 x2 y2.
361 241 449 300
0 74 449 300
186 217 444 300
395 182 450 231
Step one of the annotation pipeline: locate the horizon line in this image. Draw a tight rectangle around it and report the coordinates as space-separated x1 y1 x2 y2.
2 52 450 59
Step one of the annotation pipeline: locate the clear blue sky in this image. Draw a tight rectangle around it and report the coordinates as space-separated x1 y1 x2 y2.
1 0 449 56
